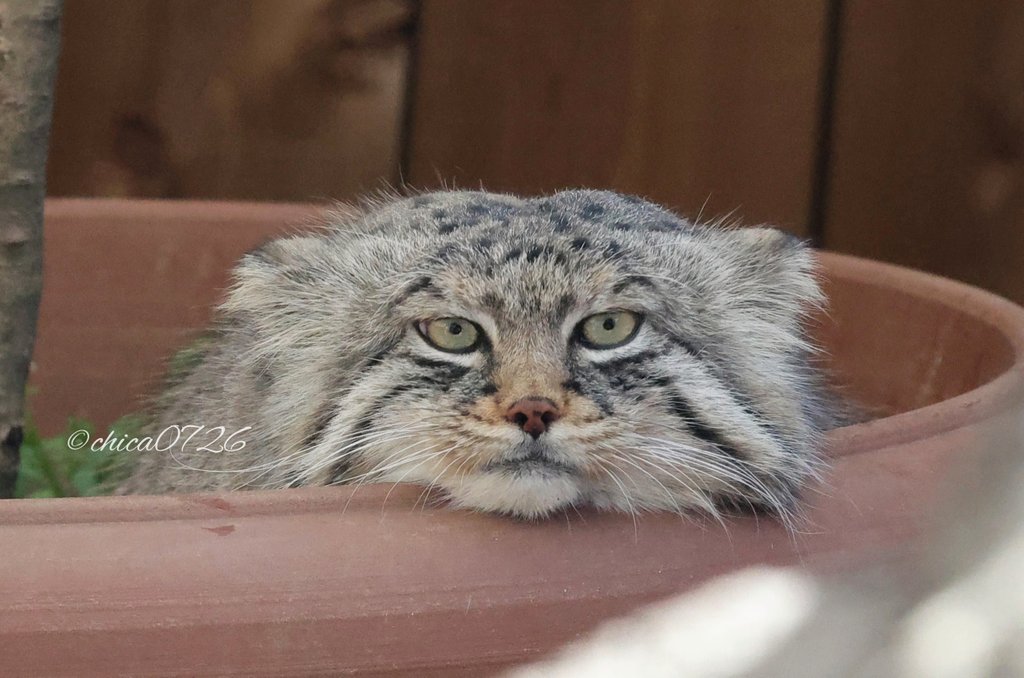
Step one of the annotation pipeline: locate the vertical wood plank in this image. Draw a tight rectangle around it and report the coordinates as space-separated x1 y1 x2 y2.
406 0 828 235
824 1 1024 302
47 0 413 202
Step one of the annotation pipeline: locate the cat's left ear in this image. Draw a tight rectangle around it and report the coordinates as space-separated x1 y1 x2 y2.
719 226 823 315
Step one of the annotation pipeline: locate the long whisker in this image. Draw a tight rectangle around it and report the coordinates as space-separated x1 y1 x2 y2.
618 451 730 536
614 427 799 530
412 448 467 512
342 445 446 485
591 455 639 540
608 452 685 515
628 432 784 503
245 420 434 487
296 421 436 481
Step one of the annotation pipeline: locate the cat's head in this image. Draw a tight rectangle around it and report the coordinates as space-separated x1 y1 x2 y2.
226 190 830 521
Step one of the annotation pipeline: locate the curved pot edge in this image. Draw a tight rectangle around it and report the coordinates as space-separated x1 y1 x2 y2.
818 251 1024 457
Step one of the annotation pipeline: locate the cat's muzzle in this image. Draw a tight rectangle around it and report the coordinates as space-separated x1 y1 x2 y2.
484 440 577 476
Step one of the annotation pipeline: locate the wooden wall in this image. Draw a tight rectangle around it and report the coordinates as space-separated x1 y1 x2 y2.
824 1 1024 303
405 0 827 236
46 0 1024 302
48 0 414 201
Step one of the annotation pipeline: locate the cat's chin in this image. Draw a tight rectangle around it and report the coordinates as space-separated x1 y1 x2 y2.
448 469 582 519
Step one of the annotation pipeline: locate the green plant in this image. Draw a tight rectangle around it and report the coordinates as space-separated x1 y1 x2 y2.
14 415 140 498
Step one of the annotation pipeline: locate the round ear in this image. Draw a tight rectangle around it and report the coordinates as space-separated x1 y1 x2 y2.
219 233 334 322
727 225 805 253
218 230 410 354
241 233 330 274
716 226 824 320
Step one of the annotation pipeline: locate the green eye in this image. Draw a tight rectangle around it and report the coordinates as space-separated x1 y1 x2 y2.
418 317 481 353
578 311 641 349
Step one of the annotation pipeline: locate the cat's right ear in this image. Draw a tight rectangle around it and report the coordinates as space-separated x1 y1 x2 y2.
221 234 330 316
244 234 328 271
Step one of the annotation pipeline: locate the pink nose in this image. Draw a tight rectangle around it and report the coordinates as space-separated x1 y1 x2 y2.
505 398 561 439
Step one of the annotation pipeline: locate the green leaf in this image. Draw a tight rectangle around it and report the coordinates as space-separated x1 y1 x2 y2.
13 416 133 498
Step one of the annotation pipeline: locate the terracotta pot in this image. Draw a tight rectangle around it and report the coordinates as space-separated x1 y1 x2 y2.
3 199 1023 676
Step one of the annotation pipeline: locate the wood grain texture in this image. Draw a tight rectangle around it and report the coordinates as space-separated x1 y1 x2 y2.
406 0 828 235
824 1 1024 303
46 0 413 202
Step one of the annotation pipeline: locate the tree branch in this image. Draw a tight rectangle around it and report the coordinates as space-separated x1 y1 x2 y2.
0 0 63 498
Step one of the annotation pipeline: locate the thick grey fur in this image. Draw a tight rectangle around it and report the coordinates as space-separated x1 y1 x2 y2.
121 189 840 523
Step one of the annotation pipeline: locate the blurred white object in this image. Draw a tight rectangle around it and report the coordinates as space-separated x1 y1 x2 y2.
509 568 818 678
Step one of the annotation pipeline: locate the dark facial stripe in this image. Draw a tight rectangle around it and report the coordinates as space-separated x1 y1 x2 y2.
329 347 478 481
587 348 662 396
393 276 439 304
667 337 784 444
480 292 505 314
555 293 575 318
592 349 661 373
665 333 702 356
302 403 335 453
329 381 421 483
714 474 799 517
366 343 398 366
408 355 472 379
563 378 584 394
563 373 614 415
307 345 398 453
665 389 743 458
612 275 657 294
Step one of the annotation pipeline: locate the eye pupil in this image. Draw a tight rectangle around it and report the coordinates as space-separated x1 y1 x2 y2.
602 317 616 331
449 322 463 335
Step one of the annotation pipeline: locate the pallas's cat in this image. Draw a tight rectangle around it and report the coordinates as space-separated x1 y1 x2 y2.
121 190 839 524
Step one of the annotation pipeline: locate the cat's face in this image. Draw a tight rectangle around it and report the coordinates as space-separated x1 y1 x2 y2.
231 190 828 521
